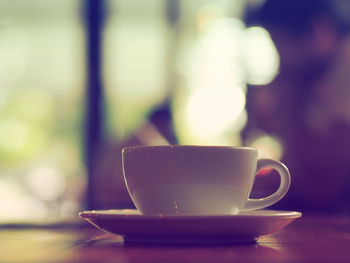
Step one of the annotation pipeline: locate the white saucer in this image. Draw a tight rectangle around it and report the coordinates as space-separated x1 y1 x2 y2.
79 209 301 244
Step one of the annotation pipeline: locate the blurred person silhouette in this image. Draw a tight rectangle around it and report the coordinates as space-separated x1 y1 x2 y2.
243 0 350 213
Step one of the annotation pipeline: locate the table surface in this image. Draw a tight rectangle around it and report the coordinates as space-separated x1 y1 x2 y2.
1 214 350 263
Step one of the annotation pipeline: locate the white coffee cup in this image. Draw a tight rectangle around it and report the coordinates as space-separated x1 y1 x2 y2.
122 145 290 215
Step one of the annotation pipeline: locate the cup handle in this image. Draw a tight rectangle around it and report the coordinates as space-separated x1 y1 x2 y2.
243 158 291 211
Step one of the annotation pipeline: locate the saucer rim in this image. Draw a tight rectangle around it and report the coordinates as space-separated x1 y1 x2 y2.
79 209 302 220
79 209 302 244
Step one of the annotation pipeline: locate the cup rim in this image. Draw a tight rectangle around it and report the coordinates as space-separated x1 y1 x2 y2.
122 145 257 153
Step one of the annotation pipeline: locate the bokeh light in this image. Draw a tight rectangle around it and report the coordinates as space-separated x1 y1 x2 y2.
186 87 246 139
26 166 66 202
245 26 280 85
175 17 248 145
248 133 283 160
0 178 47 220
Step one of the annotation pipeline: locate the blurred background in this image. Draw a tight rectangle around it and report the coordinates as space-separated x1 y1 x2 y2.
1 0 350 222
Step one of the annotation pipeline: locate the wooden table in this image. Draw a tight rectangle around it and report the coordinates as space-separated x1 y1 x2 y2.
1 214 350 263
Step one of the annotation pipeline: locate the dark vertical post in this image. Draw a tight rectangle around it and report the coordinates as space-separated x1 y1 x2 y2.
84 0 105 209
166 0 180 26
